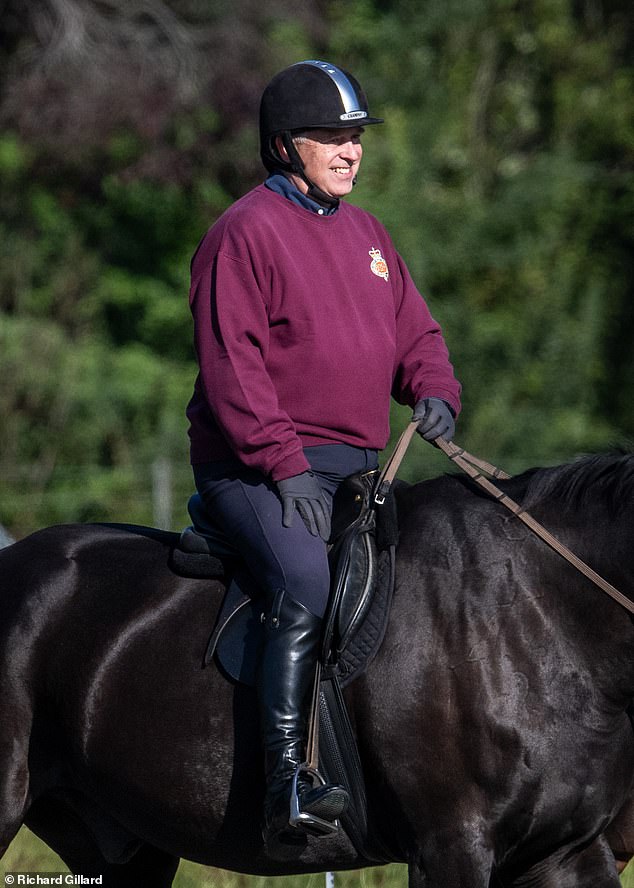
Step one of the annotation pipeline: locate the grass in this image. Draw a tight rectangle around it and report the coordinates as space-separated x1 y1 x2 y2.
3 826 634 885
2 827 407 886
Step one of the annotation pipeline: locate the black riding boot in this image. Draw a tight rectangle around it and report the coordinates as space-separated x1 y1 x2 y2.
257 589 349 856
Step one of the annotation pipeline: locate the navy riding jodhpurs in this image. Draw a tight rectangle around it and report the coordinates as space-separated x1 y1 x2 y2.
193 444 379 618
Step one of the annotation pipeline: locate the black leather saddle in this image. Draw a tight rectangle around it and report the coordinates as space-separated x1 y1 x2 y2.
173 470 396 685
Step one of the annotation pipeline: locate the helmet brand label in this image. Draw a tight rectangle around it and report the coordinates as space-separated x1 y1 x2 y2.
369 247 389 281
340 110 367 121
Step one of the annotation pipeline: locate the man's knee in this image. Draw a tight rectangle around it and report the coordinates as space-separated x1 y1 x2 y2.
281 557 330 618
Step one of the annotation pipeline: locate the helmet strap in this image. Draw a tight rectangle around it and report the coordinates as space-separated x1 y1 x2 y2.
281 132 340 212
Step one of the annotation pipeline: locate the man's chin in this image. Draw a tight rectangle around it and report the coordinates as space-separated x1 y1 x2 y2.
325 183 354 199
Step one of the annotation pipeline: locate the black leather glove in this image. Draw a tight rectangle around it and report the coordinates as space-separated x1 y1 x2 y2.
413 398 455 442
276 472 331 542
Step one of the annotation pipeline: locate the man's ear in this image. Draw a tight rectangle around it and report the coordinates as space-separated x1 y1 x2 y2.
275 135 290 163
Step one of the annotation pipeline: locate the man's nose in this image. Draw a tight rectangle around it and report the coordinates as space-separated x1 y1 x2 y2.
340 141 362 160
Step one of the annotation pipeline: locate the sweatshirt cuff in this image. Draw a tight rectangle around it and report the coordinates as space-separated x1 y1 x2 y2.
418 388 461 418
268 449 311 482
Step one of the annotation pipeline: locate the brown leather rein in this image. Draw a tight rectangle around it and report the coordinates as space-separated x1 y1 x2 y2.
375 421 634 617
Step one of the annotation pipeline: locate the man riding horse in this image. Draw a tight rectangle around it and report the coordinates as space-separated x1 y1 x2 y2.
185 60 462 857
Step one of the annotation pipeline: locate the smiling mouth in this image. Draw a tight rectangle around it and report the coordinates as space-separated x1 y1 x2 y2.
332 167 353 175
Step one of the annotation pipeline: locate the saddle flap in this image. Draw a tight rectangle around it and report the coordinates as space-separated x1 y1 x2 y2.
323 512 377 663
336 528 378 654
211 530 393 688
212 595 264 684
201 469 394 685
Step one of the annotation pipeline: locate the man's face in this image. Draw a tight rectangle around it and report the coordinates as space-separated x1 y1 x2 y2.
289 127 364 199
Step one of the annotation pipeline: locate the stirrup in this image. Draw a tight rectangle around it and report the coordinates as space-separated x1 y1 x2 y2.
289 765 342 837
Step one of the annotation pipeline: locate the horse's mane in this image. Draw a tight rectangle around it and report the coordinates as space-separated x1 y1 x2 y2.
508 451 634 517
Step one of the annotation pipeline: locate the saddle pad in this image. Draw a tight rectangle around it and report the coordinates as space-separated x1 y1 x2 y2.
337 543 394 687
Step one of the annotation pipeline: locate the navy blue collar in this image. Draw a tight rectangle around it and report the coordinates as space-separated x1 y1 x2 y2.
265 174 339 216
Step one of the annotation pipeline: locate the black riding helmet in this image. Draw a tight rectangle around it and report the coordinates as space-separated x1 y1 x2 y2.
260 60 383 206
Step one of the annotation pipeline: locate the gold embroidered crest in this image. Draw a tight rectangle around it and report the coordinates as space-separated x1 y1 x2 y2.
369 247 389 281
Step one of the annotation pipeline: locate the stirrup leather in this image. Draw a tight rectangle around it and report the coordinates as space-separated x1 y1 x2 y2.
289 765 341 836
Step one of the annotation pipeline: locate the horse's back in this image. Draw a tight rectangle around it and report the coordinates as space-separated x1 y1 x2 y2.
0 520 234 700
0 523 213 674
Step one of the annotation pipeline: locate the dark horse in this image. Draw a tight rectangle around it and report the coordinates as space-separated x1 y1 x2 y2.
1 452 634 887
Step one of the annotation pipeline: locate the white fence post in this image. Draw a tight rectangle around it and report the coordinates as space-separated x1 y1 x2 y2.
152 456 173 529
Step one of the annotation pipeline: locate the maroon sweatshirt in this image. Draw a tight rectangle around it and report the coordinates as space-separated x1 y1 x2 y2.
186 184 461 481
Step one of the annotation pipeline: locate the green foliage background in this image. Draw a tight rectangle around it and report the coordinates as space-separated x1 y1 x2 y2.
0 0 632 536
